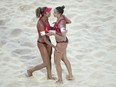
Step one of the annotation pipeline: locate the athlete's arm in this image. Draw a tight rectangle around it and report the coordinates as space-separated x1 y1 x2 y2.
64 15 71 24
37 21 55 48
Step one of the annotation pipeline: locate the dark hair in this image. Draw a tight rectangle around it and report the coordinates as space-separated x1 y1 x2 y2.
36 7 46 18
56 5 65 15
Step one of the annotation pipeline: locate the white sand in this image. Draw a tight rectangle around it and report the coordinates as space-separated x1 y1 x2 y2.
0 0 116 87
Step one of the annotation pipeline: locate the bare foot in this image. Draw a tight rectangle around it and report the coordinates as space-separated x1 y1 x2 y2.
56 80 63 84
27 69 33 77
47 77 56 80
66 75 74 80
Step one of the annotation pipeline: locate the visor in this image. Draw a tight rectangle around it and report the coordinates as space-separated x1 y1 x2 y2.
42 7 52 15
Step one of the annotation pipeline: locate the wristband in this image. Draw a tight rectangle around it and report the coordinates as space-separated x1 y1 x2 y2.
40 31 45 36
61 27 66 32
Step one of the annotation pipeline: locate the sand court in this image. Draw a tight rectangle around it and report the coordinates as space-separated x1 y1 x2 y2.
0 0 116 87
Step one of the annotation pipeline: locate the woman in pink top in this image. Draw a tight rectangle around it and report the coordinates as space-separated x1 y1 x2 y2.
27 7 58 79
47 6 74 83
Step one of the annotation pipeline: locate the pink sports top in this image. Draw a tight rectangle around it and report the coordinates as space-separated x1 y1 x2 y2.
38 17 50 34
54 15 66 34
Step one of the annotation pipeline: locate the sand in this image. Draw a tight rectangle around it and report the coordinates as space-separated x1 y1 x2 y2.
0 0 116 87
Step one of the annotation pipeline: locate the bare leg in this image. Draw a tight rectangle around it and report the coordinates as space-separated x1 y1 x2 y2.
46 44 52 79
27 43 52 79
27 63 45 77
54 43 68 83
54 50 63 83
62 48 74 80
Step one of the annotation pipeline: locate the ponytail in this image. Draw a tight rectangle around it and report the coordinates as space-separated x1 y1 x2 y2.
35 7 46 18
61 5 65 10
36 7 41 18
56 5 65 15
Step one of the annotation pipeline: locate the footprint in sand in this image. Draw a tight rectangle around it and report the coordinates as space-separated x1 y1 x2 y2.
2 57 11 62
0 20 6 25
76 0 84 2
12 48 32 55
0 8 7 14
0 40 7 47
9 29 22 37
90 71 105 80
111 28 116 36
113 8 116 13
0 19 10 25
101 16 114 22
93 50 107 57
0 27 7 30
20 42 35 48
20 55 37 60
6 82 23 87
19 5 33 11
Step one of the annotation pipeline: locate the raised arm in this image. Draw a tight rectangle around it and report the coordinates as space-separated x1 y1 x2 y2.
64 15 71 24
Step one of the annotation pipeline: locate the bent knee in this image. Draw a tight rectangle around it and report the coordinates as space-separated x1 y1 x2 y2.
54 60 61 65
44 62 50 67
62 57 68 61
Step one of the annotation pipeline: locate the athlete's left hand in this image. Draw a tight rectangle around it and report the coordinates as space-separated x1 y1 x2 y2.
46 32 55 36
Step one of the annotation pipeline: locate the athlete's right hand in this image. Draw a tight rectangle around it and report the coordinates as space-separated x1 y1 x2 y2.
46 32 55 36
55 46 61 53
